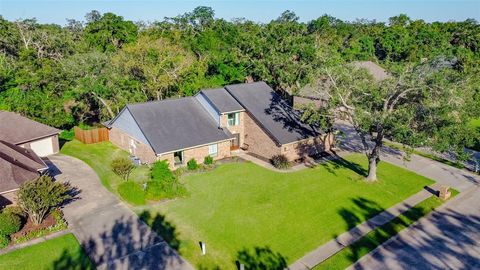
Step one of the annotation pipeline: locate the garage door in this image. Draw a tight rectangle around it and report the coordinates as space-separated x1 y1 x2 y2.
29 137 54 157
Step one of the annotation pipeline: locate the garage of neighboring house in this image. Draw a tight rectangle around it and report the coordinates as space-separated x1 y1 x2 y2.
0 111 61 157
0 140 48 207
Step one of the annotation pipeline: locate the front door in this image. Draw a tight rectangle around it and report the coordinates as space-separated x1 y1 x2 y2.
231 133 240 150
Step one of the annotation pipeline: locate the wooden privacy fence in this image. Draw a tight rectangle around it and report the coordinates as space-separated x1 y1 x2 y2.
74 127 109 144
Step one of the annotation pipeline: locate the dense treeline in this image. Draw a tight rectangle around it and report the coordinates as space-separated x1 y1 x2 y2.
0 7 479 128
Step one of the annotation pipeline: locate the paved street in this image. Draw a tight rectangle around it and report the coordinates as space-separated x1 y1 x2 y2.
348 186 480 270
47 155 193 270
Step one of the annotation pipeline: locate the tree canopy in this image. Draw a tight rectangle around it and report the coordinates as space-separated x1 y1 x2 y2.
0 9 478 131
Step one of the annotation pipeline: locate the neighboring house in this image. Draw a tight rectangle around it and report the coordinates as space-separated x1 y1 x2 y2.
293 61 390 108
0 111 61 157
0 140 48 206
106 82 331 168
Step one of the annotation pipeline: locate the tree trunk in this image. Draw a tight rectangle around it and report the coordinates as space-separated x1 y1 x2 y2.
366 157 378 182
365 135 383 182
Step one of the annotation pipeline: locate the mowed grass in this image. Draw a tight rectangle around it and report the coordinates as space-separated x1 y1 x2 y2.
61 140 149 200
61 140 150 190
147 154 434 269
0 233 94 270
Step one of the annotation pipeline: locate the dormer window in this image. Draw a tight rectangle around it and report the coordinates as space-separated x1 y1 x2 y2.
227 112 240 127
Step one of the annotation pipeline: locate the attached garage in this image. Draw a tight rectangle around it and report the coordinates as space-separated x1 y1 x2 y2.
0 111 60 157
19 135 60 157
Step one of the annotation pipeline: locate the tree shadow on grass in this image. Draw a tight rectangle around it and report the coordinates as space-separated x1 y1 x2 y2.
138 210 182 251
52 246 95 270
235 246 287 270
320 155 368 177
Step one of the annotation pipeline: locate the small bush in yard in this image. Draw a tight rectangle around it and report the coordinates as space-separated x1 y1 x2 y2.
203 156 214 165
145 178 186 201
17 175 71 225
2 206 25 218
187 158 198 170
111 156 135 181
270 154 291 169
0 211 22 236
151 160 174 181
0 233 9 248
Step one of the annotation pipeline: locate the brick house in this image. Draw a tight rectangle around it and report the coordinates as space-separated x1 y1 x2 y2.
0 140 49 206
106 82 331 168
0 111 61 157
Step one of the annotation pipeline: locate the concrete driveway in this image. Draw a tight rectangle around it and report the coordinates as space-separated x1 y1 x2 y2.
46 154 193 270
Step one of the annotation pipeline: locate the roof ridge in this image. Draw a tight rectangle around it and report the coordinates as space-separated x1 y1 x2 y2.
0 143 43 173
126 96 195 107
225 81 265 87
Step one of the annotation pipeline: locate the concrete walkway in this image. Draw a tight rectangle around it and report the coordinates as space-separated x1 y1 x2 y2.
289 184 440 270
47 155 194 270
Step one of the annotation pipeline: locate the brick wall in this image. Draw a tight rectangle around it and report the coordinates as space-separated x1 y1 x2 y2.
220 112 245 146
280 133 334 161
243 112 282 159
158 153 175 168
184 140 231 164
281 137 323 161
159 141 231 169
109 127 157 164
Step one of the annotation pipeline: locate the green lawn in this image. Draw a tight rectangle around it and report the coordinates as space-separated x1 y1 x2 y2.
141 154 434 269
61 140 150 201
0 233 94 270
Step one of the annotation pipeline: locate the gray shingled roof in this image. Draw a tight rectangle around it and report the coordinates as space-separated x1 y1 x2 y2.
0 140 47 193
0 111 60 144
199 88 244 113
352 61 390 81
127 97 232 154
225 82 321 145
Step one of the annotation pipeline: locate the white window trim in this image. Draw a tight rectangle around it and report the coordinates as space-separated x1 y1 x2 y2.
227 112 240 127
208 144 218 157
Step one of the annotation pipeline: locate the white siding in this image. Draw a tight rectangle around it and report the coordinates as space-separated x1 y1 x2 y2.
195 93 220 126
111 108 150 145
28 137 54 157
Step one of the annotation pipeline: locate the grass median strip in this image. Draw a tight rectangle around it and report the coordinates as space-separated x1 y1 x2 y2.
0 233 94 270
313 190 459 270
